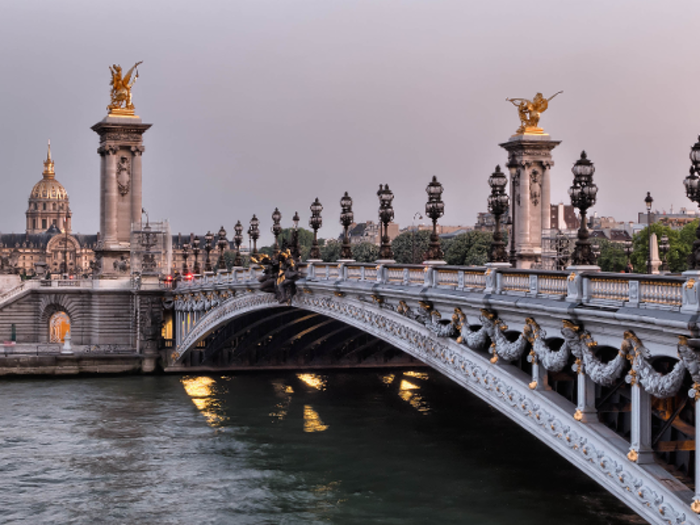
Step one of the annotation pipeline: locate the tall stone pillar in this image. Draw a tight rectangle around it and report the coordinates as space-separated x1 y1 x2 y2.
92 115 151 277
500 135 560 269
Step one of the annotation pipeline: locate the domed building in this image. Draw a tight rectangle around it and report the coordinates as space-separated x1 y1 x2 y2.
0 143 97 276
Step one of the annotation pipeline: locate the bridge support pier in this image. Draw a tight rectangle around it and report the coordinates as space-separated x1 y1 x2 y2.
574 370 597 423
629 382 654 464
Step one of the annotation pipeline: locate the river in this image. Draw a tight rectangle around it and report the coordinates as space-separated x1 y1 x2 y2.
0 370 642 524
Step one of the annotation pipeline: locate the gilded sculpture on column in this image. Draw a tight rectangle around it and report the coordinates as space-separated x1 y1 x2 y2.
506 91 562 135
107 61 143 115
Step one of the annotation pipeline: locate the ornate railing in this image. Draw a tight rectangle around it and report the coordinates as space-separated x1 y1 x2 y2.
175 262 696 313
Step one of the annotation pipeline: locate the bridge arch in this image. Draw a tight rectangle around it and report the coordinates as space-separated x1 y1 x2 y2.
172 289 695 524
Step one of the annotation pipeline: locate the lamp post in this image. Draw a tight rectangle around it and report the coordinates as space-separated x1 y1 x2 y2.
182 242 190 274
339 192 354 261
204 230 214 272
192 236 201 275
309 198 323 261
216 225 227 270
554 230 571 270
645 192 654 274
271 208 282 253
568 151 598 266
377 184 395 261
487 165 509 263
248 215 260 257
291 212 301 260
233 221 243 267
660 234 670 273
684 137 700 269
424 176 445 262
412 212 423 265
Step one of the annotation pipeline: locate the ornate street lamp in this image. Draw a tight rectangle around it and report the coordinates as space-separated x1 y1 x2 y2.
233 221 243 267
568 151 598 266
182 242 190 274
377 184 395 260
309 198 323 261
554 230 571 270
248 215 260 257
216 225 227 270
645 192 654 274
291 211 301 260
660 233 670 273
487 166 509 263
271 208 282 252
204 230 214 272
685 137 700 269
424 176 445 262
623 239 633 270
339 192 354 260
192 236 201 274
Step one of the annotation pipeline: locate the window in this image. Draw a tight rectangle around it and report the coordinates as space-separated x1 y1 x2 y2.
43 203 46 211
42 219 47 229
53 203 57 211
32 219 36 229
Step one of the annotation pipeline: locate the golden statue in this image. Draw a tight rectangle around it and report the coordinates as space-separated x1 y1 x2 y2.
506 91 562 135
107 61 143 116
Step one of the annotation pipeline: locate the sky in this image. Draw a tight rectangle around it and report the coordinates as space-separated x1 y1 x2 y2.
0 0 699 245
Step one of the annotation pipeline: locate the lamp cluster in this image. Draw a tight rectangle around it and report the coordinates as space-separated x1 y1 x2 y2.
568 151 598 266
487 166 509 263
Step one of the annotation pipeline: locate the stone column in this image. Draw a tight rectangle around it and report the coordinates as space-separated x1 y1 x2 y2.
541 162 552 231
629 382 654 464
104 146 119 246
500 135 560 269
131 146 144 228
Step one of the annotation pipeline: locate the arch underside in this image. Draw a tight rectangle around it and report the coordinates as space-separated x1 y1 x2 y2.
180 305 423 370
173 291 695 525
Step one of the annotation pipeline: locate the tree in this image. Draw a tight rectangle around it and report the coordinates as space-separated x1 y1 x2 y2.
391 230 433 264
444 231 495 266
592 238 626 273
321 240 342 262
352 242 379 262
630 222 690 273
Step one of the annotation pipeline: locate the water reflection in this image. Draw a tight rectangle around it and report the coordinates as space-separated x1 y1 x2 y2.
398 378 431 414
404 371 429 380
181 376 227 427
303 405 329 433
270 380 294 421
297 373 327 391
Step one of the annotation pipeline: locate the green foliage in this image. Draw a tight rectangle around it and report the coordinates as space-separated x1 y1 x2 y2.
592 238 627 273
321 241 342 262
630 222 691 273
444 231 495 266
352 242 380 262
391 230 433 264
223 250 252 270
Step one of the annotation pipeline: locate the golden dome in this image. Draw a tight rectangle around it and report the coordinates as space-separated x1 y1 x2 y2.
30 141 68 201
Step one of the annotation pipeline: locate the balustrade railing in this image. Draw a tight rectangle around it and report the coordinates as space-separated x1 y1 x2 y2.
502 272 530 293
589 277 629 302
172 260 696 313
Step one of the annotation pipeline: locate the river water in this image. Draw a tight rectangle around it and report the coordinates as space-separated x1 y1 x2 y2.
0 370 642 524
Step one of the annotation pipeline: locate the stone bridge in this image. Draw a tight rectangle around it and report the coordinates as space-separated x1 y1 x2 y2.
171 261 700 525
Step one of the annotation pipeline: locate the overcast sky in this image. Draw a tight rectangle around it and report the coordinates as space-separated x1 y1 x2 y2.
1 0 698 244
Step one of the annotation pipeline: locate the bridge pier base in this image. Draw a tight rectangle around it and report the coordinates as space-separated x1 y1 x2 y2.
629 382 654 464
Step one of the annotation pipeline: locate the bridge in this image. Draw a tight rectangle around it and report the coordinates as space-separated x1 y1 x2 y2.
170 261 700 525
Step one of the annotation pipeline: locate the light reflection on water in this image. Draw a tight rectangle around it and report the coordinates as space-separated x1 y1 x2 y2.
0 371 642 525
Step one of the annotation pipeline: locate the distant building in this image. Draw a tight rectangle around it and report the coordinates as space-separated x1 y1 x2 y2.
342 221 399 245
550 203 580 230
637 207 699 229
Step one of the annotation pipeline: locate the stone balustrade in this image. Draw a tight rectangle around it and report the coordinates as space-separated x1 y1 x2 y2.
176 263 697 313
